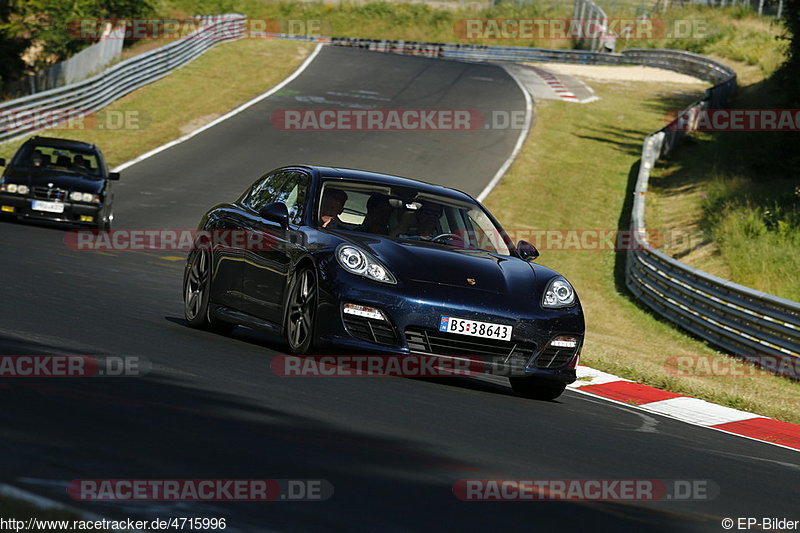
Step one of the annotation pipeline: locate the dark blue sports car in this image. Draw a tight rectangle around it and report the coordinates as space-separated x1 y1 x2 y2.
183 165 584 400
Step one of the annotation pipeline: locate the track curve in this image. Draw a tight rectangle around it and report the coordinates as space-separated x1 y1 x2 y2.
0 46 797 532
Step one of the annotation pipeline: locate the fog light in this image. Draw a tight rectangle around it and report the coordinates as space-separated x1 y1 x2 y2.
343 303 385 321
80 215 94 222
1 205 14 213
550 336 578 349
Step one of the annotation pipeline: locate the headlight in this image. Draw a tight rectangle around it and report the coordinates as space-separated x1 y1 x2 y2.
542 277 576 308
6 183 17 193
336 244 396 284
70 192 100 203
17 185 29 195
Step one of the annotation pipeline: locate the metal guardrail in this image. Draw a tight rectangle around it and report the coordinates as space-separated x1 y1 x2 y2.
625 62 800 375
0 14 245 145
332 37 800 375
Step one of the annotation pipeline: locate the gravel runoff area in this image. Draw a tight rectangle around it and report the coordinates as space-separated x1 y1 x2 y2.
527 62 709 84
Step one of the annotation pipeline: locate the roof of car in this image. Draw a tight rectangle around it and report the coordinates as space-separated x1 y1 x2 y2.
300 165 476 203
24 136 97 151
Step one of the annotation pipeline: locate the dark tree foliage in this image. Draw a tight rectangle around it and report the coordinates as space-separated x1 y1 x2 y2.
2 0 153 75
778 0 800 106
0 0 30 90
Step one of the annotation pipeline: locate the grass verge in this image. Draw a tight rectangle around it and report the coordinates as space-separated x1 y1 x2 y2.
0 38 314 168
646 51 799 301
482 77 800 423
155 0 574 47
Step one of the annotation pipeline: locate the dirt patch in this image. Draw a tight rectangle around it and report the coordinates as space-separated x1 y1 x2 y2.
179 113 221 135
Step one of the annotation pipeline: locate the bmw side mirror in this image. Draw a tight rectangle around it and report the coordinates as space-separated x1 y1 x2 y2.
516 240 539 262
0 158 5 167
108 172 120 180
260 201 289 229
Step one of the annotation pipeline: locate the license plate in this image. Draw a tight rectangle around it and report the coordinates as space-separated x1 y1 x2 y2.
439 316 512 341
32 200 64 213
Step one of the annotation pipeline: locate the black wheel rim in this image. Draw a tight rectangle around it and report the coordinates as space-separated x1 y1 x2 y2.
287 270 315 350
184 249 209 320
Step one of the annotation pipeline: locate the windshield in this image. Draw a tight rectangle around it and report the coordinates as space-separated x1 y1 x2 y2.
14 144 102 177
317 180 512 256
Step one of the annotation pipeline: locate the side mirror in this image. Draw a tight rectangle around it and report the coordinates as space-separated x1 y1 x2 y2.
259 201 289 229
516 240 539 262
107 172 120 180
0 158 5 167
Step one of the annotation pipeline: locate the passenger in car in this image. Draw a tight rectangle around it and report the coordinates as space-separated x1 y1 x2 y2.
392 199 443 240
356 193 392 235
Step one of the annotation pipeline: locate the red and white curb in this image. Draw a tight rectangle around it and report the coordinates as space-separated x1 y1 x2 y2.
527 65 578 101
569 365 800 452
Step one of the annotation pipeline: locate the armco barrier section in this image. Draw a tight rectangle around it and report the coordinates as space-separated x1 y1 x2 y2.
0 14 245 144
332 37 800 375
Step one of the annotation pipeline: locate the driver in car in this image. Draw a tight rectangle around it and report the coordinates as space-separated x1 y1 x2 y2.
392 200 443 240
319 188 348 229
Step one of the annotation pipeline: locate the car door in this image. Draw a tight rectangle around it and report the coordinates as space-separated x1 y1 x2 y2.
205 207 246 310
240 169 310 324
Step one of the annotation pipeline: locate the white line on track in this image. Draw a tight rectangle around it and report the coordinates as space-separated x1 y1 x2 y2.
475 65 533 203
112 43 324 173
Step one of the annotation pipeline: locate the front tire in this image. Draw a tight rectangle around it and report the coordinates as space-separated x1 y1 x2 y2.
509 376 567 401
284 268 317 354
183 247 235 334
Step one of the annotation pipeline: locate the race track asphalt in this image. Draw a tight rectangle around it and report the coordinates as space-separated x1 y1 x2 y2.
0 46 797 532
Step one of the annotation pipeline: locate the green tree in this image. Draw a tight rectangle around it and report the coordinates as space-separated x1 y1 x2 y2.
20 0 153 68
0 0 31 91
777 0 799 105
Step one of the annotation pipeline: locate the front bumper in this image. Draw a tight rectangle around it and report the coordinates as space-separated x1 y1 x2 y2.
314 265 584 383
0 194 102 225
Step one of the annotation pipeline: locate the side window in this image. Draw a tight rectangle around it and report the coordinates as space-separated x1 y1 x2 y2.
276 171 310 225
247 171 290 211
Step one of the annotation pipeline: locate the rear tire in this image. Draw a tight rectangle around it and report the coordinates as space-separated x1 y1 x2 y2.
183 247 236 334
509 376 567 401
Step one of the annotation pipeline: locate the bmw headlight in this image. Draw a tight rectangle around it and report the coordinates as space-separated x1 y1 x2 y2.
336 244 396 284
17 185 29 195
542 277 576 308
70 192 100 203
6 183 17 193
